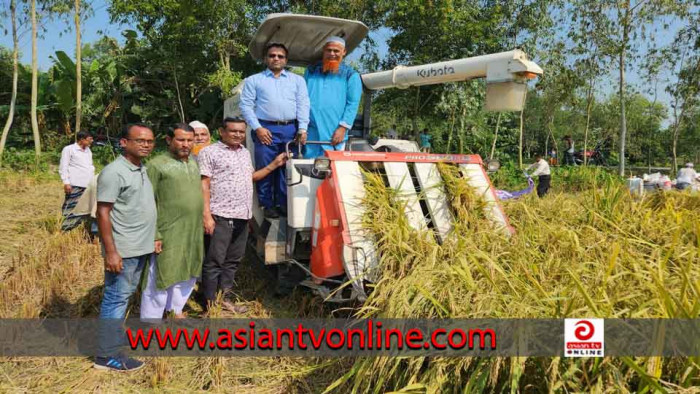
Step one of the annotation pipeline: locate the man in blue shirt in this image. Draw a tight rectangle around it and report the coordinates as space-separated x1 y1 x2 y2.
240 43 310 218
304 36 363 158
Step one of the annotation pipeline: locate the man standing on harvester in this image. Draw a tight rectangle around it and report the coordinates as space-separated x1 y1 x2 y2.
303 36 363 158
240 43 310 219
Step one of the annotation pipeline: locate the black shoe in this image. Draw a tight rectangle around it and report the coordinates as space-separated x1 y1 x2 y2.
93 355 145 372
277 206 287 217
264 207 279 219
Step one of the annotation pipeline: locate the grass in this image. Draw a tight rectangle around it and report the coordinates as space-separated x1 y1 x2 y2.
334 165 700 392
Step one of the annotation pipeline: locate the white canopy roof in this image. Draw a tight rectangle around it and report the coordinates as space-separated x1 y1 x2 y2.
248 14 369 67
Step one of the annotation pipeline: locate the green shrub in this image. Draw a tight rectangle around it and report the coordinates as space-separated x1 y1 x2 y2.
0 148 59 172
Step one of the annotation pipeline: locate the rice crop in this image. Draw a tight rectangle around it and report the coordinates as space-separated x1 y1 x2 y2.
330 164 700 393
2 168 699 392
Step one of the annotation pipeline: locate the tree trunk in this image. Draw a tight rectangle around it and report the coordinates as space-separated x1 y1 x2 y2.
30 0 41 162
412 87 420 140
670 106 686 177
618 49 627 176
647 77 659 173
617 3 630 177
446 107 456 153
518 107 524 169
489 113 502 161
173 67 186 123
0 0 19 166
74 0 82 137
458 107 466 154
583 81 594 166
548 115 558 159
671 125 678 175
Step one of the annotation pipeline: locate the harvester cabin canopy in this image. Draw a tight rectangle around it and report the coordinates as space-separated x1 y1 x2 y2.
248 14 369 67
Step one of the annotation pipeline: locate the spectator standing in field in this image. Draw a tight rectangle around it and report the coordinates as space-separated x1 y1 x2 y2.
58 131 95 231
419 128 432 153
140 123 203 320
240 43 310 219
525 154 551 197
563 135 576 166
94 123 156 372
197 117 288 312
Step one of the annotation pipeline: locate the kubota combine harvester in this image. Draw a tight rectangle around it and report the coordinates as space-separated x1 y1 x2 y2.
224 14 543 302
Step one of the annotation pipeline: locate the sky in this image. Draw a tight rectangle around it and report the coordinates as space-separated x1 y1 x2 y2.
0 0 126 70
0 2 690 125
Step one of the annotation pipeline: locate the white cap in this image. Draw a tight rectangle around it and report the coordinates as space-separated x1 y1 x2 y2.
325 36 346 47
686 162 694 168
189 120 208 131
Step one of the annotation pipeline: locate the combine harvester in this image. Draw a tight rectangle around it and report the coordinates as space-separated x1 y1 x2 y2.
224 14 543 302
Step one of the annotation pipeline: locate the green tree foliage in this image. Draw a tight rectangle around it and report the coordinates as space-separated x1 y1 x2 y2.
0 1 697 172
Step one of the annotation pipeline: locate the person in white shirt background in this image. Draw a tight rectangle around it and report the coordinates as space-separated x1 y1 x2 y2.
676 163 698 190
58 131 95 231
526 154 551 197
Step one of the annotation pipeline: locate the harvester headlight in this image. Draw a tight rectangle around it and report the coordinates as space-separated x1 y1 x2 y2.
312 157 331 177
486 159 501 173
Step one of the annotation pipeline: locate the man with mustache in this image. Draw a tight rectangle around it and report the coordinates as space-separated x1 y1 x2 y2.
303 36 362 158
140 123 203 320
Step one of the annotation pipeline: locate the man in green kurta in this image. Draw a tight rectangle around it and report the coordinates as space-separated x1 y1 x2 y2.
140 123 203 319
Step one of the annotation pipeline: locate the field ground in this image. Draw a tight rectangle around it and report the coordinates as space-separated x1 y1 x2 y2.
1 168 699 392
0 170 343 392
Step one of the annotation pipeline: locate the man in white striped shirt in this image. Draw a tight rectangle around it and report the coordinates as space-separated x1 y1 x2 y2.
526 154 551 197
58 131 95 231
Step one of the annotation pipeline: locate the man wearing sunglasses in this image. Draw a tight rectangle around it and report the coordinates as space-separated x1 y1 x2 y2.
240 43 310 219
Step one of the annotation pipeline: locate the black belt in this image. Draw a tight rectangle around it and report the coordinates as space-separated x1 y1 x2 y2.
259 119 296 126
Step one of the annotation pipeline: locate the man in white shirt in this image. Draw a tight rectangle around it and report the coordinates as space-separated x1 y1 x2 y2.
525 154 551 197
58 131 95 231
676 163 698 190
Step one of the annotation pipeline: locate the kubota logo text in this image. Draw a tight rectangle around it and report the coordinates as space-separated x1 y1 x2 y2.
416 65 456 78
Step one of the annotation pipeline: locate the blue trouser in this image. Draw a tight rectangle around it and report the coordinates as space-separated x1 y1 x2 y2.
252 121 298 210
97 254 149 357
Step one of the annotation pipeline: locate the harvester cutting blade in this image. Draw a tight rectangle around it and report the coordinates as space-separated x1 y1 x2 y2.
458 163 513 235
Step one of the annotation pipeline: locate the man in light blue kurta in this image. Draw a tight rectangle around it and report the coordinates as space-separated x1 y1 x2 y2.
240 43 310 218
304 36 363 158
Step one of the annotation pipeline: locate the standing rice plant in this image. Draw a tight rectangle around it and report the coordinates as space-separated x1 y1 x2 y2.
330 166 700 392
